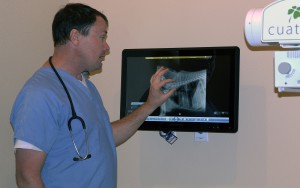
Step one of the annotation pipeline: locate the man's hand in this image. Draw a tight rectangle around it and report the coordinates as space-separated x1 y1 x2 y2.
112 67 176 146
145 66 176 110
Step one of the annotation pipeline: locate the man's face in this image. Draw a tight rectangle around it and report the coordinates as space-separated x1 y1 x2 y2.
78 16 110 73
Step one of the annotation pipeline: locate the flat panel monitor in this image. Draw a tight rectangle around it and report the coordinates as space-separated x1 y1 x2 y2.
120 46 240 133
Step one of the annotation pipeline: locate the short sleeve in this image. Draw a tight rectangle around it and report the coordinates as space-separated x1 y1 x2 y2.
11 86 61 153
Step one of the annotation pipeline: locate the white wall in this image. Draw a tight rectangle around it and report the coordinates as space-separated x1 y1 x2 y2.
71 0 300 187
2 0 300 187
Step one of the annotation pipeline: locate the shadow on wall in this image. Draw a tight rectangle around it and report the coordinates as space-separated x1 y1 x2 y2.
138 85 267 188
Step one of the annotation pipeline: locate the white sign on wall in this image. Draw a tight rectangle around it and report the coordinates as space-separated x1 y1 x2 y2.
262 0 300 43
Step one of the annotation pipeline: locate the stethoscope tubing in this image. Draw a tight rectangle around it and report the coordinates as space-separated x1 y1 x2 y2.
49 56 91 161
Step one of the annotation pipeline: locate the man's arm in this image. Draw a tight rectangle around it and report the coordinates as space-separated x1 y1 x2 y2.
15 148 46 188
112 67 176 146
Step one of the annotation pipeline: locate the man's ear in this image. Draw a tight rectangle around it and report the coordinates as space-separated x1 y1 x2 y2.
69 29 80 45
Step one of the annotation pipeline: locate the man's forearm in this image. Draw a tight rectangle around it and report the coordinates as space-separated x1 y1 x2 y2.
112 67 176 146
112 102 155 146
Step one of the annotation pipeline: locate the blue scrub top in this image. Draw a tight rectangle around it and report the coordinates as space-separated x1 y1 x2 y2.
10 67 117 188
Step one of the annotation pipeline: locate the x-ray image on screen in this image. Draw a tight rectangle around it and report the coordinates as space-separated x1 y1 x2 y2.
121 46 240 133
159 67 207 116
136 56 216 118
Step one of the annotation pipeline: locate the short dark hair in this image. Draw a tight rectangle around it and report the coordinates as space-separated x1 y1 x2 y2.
52 3 108 47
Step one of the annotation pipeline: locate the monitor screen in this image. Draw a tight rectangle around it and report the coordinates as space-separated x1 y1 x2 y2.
120 46 240 133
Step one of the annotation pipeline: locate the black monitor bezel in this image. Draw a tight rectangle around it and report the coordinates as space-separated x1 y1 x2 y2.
120 46 240 133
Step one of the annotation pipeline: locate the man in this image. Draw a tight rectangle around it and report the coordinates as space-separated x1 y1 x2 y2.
10 3 175 188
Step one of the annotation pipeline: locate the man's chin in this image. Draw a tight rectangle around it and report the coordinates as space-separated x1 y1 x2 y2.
89 65 102 75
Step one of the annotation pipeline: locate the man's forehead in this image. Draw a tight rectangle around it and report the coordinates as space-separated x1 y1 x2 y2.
92 17 108 33
96 16 108 26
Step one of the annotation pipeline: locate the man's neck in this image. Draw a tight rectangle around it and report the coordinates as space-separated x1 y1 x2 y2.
47 47 84 80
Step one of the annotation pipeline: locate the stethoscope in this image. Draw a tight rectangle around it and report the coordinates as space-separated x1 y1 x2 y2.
49 56 91 161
